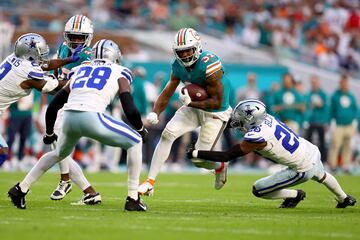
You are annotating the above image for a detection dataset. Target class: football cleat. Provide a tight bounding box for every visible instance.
[8,183,28,209]
[124,196,147,211]
[71,193,102,206]
[336,195,356,208]
[279,190,306,208]
[214,162,228,190]
[138,179,155,196]
[50,180,72,200]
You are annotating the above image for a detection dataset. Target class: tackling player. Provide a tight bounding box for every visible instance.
[8,39,149,211]
[186,99,356,208]
[0,33,81,168]
[138,28,232,195]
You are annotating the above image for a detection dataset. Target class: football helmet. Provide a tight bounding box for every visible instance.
[91,39,122,63]
[172,28,202,67]
[230,99,267,132]
[14,33,49,63]
[64,15,93,49]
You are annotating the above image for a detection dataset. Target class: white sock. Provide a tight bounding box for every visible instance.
[322,172,347,202]
[148,136,174,180]
[19,151,61,192]
[261,189,298,199]
[127,142,142,200]
[69,158,91,190]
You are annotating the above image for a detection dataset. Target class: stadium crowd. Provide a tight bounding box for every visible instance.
[0,0,359,174]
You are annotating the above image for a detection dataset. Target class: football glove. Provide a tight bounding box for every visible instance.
[43,133,58,145]
[70,45,83,63]
[146,112,159,125]
[179,88,191,106]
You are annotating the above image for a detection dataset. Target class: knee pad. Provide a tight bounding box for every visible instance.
[161,127,177,142]
[199,122,218,145]
[252,185,263,197]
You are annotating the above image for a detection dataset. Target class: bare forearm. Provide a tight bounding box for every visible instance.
[153,95,171,115]
[42,59,71,71]
[188,98,221,110]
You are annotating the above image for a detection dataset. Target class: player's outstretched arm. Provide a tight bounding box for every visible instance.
[152,74,180,115]
[20,76,66,94]
[187,140,267,162]
[41,45,82,71]
[188,70,223,110]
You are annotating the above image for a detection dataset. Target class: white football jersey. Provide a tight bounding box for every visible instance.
[0,53,44,114]
[244,114,317,172]
[64,59,133,113]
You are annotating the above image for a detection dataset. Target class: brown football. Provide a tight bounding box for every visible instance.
[181,83,208,101]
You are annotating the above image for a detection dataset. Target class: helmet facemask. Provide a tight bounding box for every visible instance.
[174,46,199,67]
[172,28,202,67]
[64,32,91,49]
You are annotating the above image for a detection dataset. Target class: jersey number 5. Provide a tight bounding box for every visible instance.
[274,121,299,154]
[72,66,111,90]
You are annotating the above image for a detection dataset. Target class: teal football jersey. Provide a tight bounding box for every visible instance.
[171,51,230,112]
[56,42,92,80]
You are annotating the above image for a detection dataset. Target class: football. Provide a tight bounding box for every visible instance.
[181,83,208,101]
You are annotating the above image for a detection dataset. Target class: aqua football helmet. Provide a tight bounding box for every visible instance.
[172,28,202,67]
[64,15,93,49]
[14,33,49,63]
[91,39,122,63]
[230,99,267,132]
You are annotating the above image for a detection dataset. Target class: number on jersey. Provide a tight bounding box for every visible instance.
[72,66,111,90]
[274,119,299,154]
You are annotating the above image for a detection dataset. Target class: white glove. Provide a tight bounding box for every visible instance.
[179,89,192,106]
[146,112,159,125]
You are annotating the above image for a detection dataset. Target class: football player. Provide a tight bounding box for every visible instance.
[138,28,232,196]
[8,39,149,211]
[0,33,81,167]
[186,99,356,208]
[45,15,99,203]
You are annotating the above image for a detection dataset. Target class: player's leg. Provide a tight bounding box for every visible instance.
[311,150,356,208]
[328,126,343,171]
[191,108,231,190]
[252,167,310,208]
[80,111,145,210]
[139,106,199,195]
[341,125,355,172]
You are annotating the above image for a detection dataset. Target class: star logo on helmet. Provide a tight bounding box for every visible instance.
[29,40,37,48]
[244,105,255,116]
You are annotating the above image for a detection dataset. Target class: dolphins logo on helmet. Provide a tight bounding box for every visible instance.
[64,15,93,49]
[172,28,202,67]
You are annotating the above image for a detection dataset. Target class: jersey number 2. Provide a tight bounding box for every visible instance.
[274,121,299,154]
[72,66,111,90]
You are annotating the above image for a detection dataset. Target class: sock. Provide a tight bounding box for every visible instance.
[261,189,298,199]
[69,158,91,190]
[148,136,174,180]
[321,172,347,202]
[127,142,142,200]
[19,151,61,192]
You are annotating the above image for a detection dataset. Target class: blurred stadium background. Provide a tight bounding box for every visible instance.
[0,0,360,175]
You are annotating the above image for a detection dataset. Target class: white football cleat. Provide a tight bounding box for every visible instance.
[214,162,228,190]
[71,193,102,205]
[50,180,72,200]
[138,179,155,196]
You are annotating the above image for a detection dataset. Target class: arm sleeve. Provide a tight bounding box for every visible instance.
[45,89,69,134]
[197,144,245,162]
[119,92,143,130]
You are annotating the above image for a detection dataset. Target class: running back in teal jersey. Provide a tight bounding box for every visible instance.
[171,50,230,112]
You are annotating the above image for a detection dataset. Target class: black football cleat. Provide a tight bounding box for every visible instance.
[8,183,28,209]
[124,196,147,211]
[336,195,356,208]
[279,190,306,208]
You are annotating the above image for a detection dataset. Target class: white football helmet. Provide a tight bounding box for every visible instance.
[230,99,267,132]
[64,15,93,49]
[172,28,202,67]
[14,33,49,63]
[92,39,122,63]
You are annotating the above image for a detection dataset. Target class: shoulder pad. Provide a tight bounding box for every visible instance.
[199,52,222,78]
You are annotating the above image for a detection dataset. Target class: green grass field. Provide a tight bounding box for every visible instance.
[0,171,359,240]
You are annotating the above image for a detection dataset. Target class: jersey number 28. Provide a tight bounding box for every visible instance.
[72,66,111,90]
[274,120,299,154]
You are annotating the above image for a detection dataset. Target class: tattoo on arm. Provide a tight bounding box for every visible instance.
[188,70,224,110]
